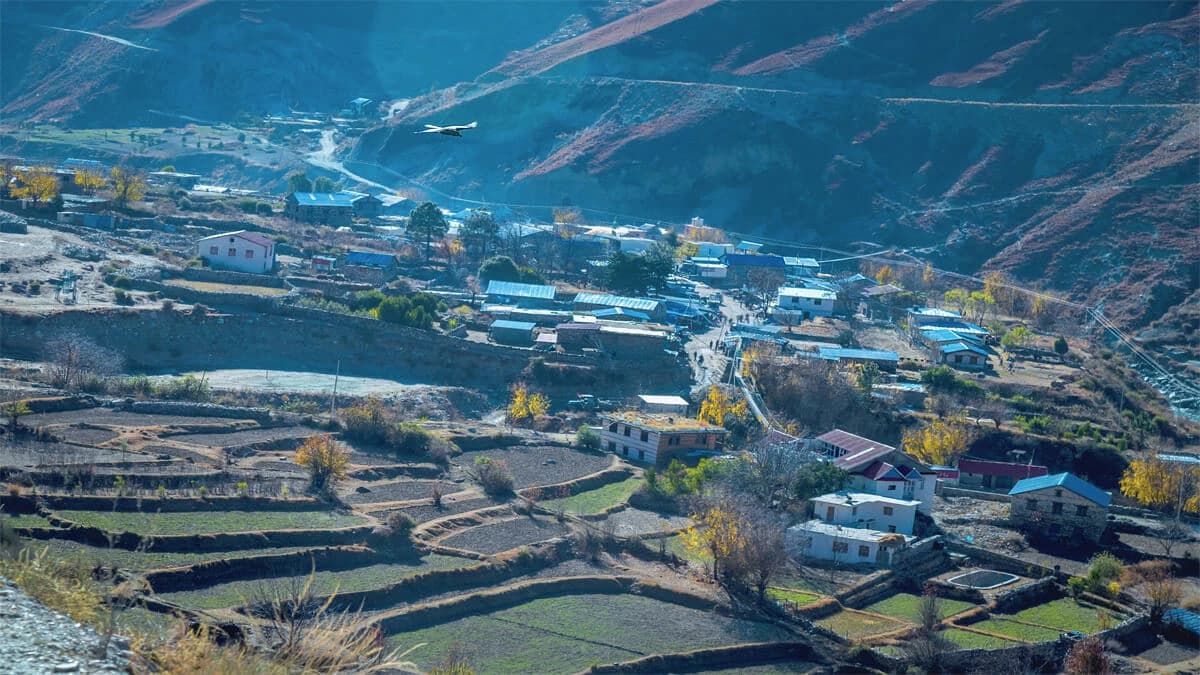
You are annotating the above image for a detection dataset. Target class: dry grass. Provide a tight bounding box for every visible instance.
[162,279,290,297]
[0,546,105,624]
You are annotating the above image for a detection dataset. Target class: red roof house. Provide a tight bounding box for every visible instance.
[957,456,1048,489]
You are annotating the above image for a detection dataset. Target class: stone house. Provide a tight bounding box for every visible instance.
[598,412,726,466]
[284,192,354,227]
[1008,472,1111,543]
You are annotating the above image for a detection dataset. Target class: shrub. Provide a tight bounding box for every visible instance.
[431,485,444,508]
[469,457,514,497]
[575,425,601,452]
[27,281,41,295]
[388,421,432,456]
[138,245,156,255]
[340,397,391,446]
[1085,552,1123,593]
[110,275,133,289]
[256,202,273,215]
[384,512,416,538]
[7,483,20,497]
[0,547,104,624]
[295,435,351,492]
[157,374,210,401]
[113,289,134,305]
[160,299,175,312]
[1064,636,1110,675]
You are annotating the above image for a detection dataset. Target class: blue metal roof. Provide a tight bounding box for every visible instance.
[818,347,899,362]
[344,250,396,268]
[1009,473,1112,507]
[292,192,356,207]
[573,292,661,312]
[490,320,536,332]
[1163,608,1200,636]
[722,254,785,268]
[486,280,557,300]
[1160,454,1200,465]
[922,328,973,343]
[921,320,989,335]
[784,257,820,267]
[591,307,651,321]
[941,341,989,356]
[910,306,962,318]
[735,241,763,252]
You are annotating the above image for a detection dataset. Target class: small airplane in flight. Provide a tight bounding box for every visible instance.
[415,121,478,137]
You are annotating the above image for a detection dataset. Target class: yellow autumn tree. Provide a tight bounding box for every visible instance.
[676,241,700,260]
[875,265,895,285]
[1120,455,1200,515]
[1030,294,1048,318]
[984,271,1012,314]
[682,505,743,580]
[295,434,350,490]
[903,417,972,466]
[553,206,582,224]
[698,386,747,427]
[922,262,935,287]
[110,166,147,207]
[12,166,60,204]
[507,384,549,426]
[74,170,106,194]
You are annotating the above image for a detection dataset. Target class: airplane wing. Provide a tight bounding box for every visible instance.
[414,127,444,134]
[446,122,478,131]
[424,124,440,129]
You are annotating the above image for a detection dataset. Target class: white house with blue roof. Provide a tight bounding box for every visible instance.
[1008,473,1111,542]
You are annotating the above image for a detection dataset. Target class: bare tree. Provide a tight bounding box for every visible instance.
[43,334,122,390]
[734,512,789,600]
[976,396,1010,430]
[746,268,786,317]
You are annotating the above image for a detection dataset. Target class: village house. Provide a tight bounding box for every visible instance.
[485,280,558,309]
[956,457,1048,490]
[195,230,275,274]
[772,286,837,321]
[284,192,355,227]
[786,520,913,567]
[148,171,202,190]
[340,250,398,283]
[598,412,726,466]
[554,322,603,351]
[814,429,936,514]
[860,283,905,321]
[811,492,921,535]
[937,341,991,371]
[338,190,383,219]
[816,347,899,371]
[721,253,787,285]
[682,217,725,244]
[1008,472,1111,543]
[573,292,666,322]
[784,257,821,279]
[636,395,689,415]
[907,306,964,326]
[488,319,536,346]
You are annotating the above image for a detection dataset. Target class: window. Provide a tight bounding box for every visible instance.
[698,434,707,445]
[637,449,645,461]
[1026,499,1037,509]
[622,445,628,457]
[623,426,631,437]
[228,248,236,257]
[954,355,963,363]
[851,506,857,516]
[608,441,616,452]
[858,545,870,557]
[608,423,617,433]
[887,525,896,533]
[209,246,218,255]
[832,542,848,553]
[1052,501,1063,514]
[969,356,978,364]
[640,430,648,442]
[1076,505,1088,517]
[228,237,235,242]
[1055,489,1062,497]
[883,506,894,516]
[814,298,822,306]
[887,485,896,491]
[668,436,680,446]
[826,507,835,520]
[245,249,254,258]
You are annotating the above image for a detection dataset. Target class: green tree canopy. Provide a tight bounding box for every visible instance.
[1054,336,1069,356]
[287,171,312,193]
[408,201,449,261]
[312,176,338,193]
[460,209,499,260]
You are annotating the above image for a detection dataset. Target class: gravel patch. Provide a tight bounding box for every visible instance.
[52,427,121,446]
[344,480,449,505]
[441,517,571,555]
[454,447,610,489]
[22,410,256,427]
[0,575,131,673]
[0,441,130,467]
[602,508,691,537]
[168,427,312,448]
[139,444,215,465]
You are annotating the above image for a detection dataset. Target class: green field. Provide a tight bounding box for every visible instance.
[54,509,365,535]
[390,593,791,674]
[159,555,469,609]
[16,539,316,571]
[862,593,976,623]
[1009,598,1114,633]
[941,627,1022,650]
[814,610,908,640]
[540,478,642,516]
[766,587,822,607]
[661,533,711,563]
[1,513,57,529]
[968,618,1063,643]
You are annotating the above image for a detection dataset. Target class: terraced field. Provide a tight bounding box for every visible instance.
[863,593,977,623]
[966,618,1064,643]
[159,555,470,609]
[942,627,1023,650]
[540,477,641,516]
[440,517,571,555]
[389,593,793,674]
[815,609,908,640]
[456,447,611,488]
[14,539,316,571]
[54,509,366,534]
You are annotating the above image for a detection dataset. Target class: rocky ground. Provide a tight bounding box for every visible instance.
[0,576,131,674]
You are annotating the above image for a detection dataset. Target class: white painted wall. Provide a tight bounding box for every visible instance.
[813,497,917,535]
[197,235,273,274]
[786,525,881,564]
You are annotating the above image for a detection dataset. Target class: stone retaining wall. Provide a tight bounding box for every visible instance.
[143,545,375,593]
[177,268,289,288]
[587,642,816,674]
[117,400,280,423]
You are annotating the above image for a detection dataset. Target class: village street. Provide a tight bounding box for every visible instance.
[684,281,756,394]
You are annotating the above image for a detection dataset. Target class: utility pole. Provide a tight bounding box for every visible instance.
[329,360,340,418]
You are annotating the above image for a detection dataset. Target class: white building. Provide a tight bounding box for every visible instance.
[810,492,920,535]
[195,230,275,274]
[772,287,836,320]
[815,429,937,515]
[637,395,689,415]
[786,520,914,567]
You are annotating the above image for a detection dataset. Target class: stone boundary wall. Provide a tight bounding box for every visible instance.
[2,494,321,513]
[940,486,1012,503]
[520,461,632,501]
[586,642,817,674]
[945,542,1058,579]
[117,400,281,423]
[835,569,893,606]
[991,577,1059,613]
[143,545,374,593]
[22,395,99,414]
[177,268,289,288]
[133,278,285,312]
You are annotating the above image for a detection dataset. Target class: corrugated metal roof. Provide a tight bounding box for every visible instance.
[942,342,989,356]
[735,240,763,251]
[1163,608,1200,636]
[573,292,661,312]
[818,347,899,362]
[921,321,989,335]
[490,320,536,332]
[909,306,962,318]
[485,280,557,300]
[591,307,652,321]
[1160,454,1200,465]
[345,250,396,268]
[784,257,820,267]
[723,254,785,267]
[921,328,971,343]
[1009,473,1112,506]
[779,287,837,300]
[291,192,356,207]
[197,230,273,248]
